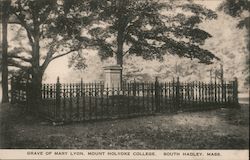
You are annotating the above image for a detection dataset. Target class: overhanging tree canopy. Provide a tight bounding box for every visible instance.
[2,0,221,104]
[218,0,249,29]
[66,0,219,67]
[7,0,93,104]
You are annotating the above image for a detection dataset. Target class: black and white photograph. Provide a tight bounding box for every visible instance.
[0,0,249,159]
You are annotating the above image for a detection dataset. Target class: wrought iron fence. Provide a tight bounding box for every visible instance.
[11,76,239,122]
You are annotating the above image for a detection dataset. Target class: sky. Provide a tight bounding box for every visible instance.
[194,0,222,10]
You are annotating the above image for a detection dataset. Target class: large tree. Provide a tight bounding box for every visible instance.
[1,0,11,103]
[218,0,249,85]
[8,0,91,105]
[68,0,219,67]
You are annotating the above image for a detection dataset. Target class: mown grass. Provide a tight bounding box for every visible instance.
[0,103,248,149]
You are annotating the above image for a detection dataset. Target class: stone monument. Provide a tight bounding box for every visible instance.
[103,65,122,89]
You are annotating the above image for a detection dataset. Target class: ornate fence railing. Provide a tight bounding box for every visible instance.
[11,77,239,122]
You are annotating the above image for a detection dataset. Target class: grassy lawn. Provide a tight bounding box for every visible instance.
[0,103,249,149]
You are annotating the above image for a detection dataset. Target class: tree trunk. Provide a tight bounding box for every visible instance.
[116,0,128,67]
[1,0,10,103]
[30,71,43,107]
[116,30,124,86]
[30,31,42,108]
[116,30,124,67]
[116,1,128,85]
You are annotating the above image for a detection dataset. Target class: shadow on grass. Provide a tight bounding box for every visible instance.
[0,103,249,149]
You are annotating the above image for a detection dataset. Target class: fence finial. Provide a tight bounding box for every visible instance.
[234,77,238,82]
[155,76,159,82]
[57,76,60,83]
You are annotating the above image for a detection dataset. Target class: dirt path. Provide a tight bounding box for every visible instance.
[0,103,249,149]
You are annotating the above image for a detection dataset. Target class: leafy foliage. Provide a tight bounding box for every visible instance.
[69,0,219,65]
[218,0,249,17]
[68,52,87,71]
[218,0,250,85]
[4,0,99,103]
[218,0,250,29]
[7,0,93,74]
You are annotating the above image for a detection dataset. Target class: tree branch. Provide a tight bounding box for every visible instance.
[51,49,78,61]
[40,47,54,72]
[11,1,34,45]
[8,59,31,70]
[8,55,31,63]
[123,48,130,56]
[41,48,78,72]
[12,12,34,45]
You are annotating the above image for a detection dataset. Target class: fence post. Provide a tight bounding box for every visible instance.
[133,79,136,96]
[221,78,225,103]
[233,77,239,106]
[10,77,15,104]
[26,77,30,112]
[176,77,180,111]
[155,77,160,112]
[55,76,61,121]
[215,80,217,103]
[80,78,83,97]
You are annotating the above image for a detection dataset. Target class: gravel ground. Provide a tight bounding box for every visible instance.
[0,103,249,149]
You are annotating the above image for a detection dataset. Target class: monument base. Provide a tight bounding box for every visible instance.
[103,65,122,89]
